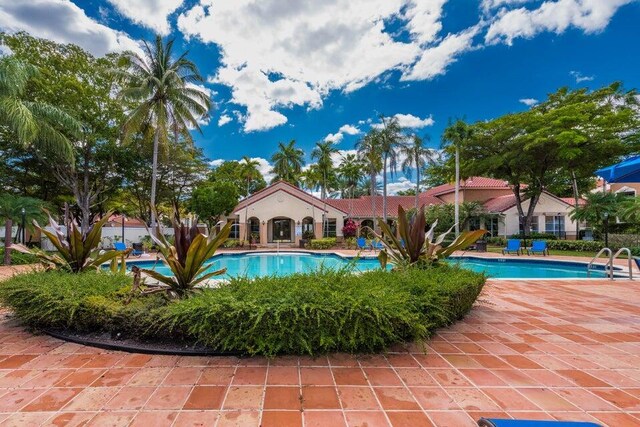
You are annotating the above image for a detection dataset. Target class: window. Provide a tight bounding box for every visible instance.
[486,216,499,237]
[324,218,337,237]
[519,216,538,233]
[229,220,240,239]
[249,219,260,238]
[545,215,565,236]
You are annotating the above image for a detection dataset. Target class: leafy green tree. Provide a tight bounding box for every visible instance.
[377,115,405,223]
[530,83,639,236]
[1,32,129,232]
[189,181,239,228]
[311,140,338,199]
[0,52,80,161]
[270,140,305,186]
[619,197,640,223]
[118,35,211,231]
[396,189,417,196]
[0,194,45,265]
[208,159,266,197]
[356,130,383,228]
[401,134,434,208]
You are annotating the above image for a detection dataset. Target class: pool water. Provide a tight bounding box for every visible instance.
[128,252,613,279]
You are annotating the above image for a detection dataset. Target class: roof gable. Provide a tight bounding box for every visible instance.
[233,181,347,214]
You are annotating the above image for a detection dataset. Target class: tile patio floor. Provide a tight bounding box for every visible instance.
[0,278,639,426]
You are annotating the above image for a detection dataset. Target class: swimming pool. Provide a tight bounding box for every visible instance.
[127,252,616,279]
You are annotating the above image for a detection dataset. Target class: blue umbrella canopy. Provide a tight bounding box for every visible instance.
[596,155,640,183]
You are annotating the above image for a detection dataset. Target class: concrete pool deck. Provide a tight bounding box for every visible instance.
[0,263,639,426]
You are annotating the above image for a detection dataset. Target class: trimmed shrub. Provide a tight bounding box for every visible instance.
[0,249,38,265]
[546,240,604,252]
[0,266,485,356]
[309,238,336,249]
[508,232,559,241]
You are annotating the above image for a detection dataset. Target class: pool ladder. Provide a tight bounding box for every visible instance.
[587,247,634,280]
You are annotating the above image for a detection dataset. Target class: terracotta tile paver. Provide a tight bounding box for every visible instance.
[1,277,640,426]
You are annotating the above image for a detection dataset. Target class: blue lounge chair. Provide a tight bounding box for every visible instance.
[502,239,522,255]
[527,240,549,256]
[372,239,384,251]
[113,241,143,257]
[478,418,602,427]
[356,237,370,251]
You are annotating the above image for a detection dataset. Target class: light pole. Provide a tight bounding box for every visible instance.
[20,208,26,244]
[603,211,609,248]
[121,214,125,245]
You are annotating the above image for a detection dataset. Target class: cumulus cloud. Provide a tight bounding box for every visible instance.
[218,114,232,126]
[481,0,533,12]
[339,124,361,135]
[519,98,538,106]
[107,0,183,35]
[324,132,344,143]
[570,70,595,83]
[485,0,635,45]
[178,0,457,132]
[0,0,140,56]
[387,177,416,195]
[373,113,435,129]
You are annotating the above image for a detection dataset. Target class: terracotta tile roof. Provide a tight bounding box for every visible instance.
[560,197,587,206]
[105,215,147,228]
[232,180,347,214]
[425,177,512,196]
[483,192,586,213]
[323,194,442,218]
[483,194,518,213]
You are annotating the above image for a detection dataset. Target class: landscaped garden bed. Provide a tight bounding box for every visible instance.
[0,266,484,357]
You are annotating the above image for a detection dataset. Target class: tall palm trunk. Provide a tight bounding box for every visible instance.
[454,146,460,237]
[415,157,420,210]
[149,130,160,234]
[382,154,388,224]
[4,219,12,266]
[371,168,377,232]
[572,171,580,239]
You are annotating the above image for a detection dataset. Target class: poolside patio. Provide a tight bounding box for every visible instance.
[0,276,638,426]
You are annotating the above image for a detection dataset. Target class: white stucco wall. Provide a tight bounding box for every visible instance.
[500,193,581,238]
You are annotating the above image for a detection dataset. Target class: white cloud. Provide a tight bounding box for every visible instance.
[339,124,361,135]
[519,98,538,106]
[178,0,455,132]
[485,0,635,45]
[0,0,140,56]
[387,177,416,195]
[218,114,232,126]
[373,113,435,129]
[107,0,183,35]
[402,25,481,81]
[209,159,224,167]
[570,70,595,83]
[481,0,533,12]
[324,132,344,143]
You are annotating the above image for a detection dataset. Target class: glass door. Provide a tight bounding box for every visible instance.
[273,219,292,242]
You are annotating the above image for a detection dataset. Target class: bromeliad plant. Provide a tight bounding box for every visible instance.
[11,208,127,273]
[140,217,232,298]
[376,205,486,270]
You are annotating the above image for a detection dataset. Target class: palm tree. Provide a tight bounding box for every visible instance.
[619,197,640,223]
[270,140,305,186]
[118,36,211,232]
[311,141,338,199]
[570,192,623,245]
[338,153,364,217]
[0,57,80,161]
[378,115,404,224]
[442,119,472,236]
[239,156,261,198]
[356,130,383,230]
[401,134,435,209]
[300,166,322,194]
[0,194,45,265]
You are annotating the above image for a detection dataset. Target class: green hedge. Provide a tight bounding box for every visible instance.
[508,232,559,241]
[0,249,39,265]
[546,240,604,252]
[308,238,337,249]
[0,267,485,356]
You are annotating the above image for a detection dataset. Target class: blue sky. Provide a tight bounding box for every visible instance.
[1,0,638,192]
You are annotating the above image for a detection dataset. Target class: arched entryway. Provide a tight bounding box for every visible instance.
[360,219,374,237]
[269,217,294,243]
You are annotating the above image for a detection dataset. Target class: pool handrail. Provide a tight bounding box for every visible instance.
[612,247,633,280]
[587,248,613,280]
